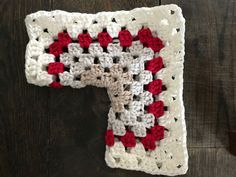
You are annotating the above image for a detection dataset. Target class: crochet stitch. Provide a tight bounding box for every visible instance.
[25,4,187,176]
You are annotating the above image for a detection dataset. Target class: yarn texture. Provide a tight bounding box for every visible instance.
[25,4,187,176]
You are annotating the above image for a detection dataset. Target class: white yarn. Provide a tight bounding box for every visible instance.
[25,4,187,176]
[68,43,83,57]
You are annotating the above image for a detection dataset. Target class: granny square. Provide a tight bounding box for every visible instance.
[25,4,187,176]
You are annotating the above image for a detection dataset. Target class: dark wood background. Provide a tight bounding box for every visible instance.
[0,0,236,177]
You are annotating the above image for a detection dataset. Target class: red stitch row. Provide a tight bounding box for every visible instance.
[139,28,166,150]
[144,57,165,119]
[105,125,164,150]
[49,27,164,58]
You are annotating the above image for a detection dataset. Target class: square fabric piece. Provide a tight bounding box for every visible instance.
[25,4,188,176]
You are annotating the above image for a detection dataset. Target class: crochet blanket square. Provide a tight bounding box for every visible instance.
[25,4,187,176]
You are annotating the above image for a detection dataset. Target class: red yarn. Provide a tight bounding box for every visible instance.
[120,131,136,147]
[150,125,165,141]
[141,133,156,150]
[78,33,92,48]
[146,79,162,95]
[145,57,163,74]
[133,35,139,41]
[105,130,115,146]
[49,41,63,57]
[118,29,133,47]
[49,81,63,88]
[47,62,64,74]
[138,28,152,44]
[147,37,164,53]
[98,32,113,47]
[146,101,164,118]
[58,32,72,47]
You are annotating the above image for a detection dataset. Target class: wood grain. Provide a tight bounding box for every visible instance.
[0,0,235,177]
[161,0,236,147]
[0,1,52,177]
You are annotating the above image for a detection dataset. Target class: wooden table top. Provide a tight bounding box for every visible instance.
[0,0,235,177]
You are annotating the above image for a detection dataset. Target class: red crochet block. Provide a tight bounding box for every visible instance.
[147,37,164,53]
[49,41,63,57]
[47,62,65,74]
[120,131,136,147]
[146,101,164,118]
[150,125,165,141]
[98,32,113,47]
[138,28,153,44]
[58,32,72,47]
[145,57,164,74]
[78,33,92,48]
[146,79,163,95]
[118,29,133,47]
[141,133,156,150]
[105,130,115,146]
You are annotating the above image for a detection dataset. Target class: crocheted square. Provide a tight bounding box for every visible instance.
[25,4,187,176]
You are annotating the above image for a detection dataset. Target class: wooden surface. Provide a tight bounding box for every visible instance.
[0,0,236,177]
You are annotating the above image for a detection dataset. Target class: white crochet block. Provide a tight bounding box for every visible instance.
[25,4,187,176]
